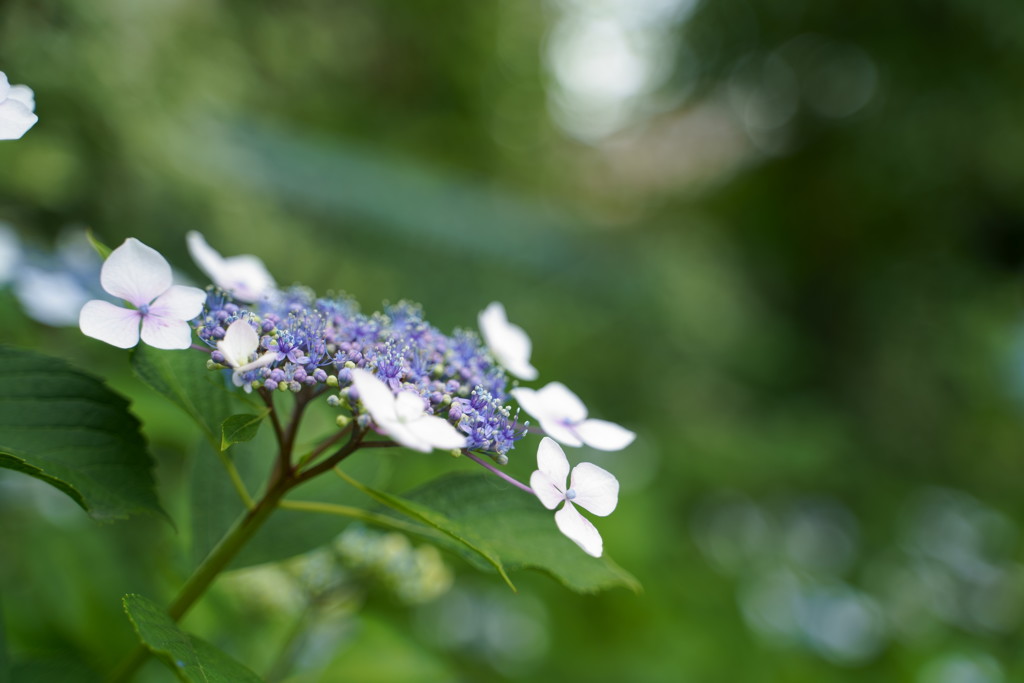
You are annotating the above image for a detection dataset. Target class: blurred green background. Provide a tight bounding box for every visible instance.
[3,0,1024,681]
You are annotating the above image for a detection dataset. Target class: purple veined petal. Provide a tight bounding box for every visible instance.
[351,368,399,424]
[140,315,194,350]
[534,382,588,423]
[218,319,261,368]
[478,301,538,381]
[79,300,142,348]
[554,502,604,557]
[536,437,570,487]
[6,84,35,112]
[530,470,566,510]
[0,98,37,141]
[148,285,206,322]
[575,418,636,452]
[408,414,467,450]
[100,238,173,307]
[513,388,583,446]
[569,462,619,517]
[394,391,426,422]
[537,417,584,448]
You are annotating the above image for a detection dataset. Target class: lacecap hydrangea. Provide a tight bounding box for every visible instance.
[195,289,525,459]
[79,234,635,556]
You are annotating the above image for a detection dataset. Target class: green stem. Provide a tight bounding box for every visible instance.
[108,480,288,683]
[279,499,444,539]
[168,487,287,620]
[215,449,255,509]
[108,426,367,682]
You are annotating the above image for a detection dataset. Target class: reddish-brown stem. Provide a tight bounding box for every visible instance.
[295,425,366,485]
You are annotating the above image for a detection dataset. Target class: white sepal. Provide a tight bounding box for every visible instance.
[80,238,205,350]
[554,503,604,558]
[478,301,538,381]
[187,231,275,303]
[351,368,467,453]
[513,382,634,452]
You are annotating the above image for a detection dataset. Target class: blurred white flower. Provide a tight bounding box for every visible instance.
[187,231,275,303]
[531,437,619,557]
[79,238,206,349]
[351,368,467,452]
[0,72,38,140]
[479,301,538,380]
[512,381,635,451]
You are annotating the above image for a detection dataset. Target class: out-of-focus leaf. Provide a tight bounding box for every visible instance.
[404,473,641,594]
[336,468,515,590]
[316,615,456,683]
[0,346,163,522]
[0,598,7,683]
[10,659,100,682]
[122,594,261,683]
[130,345,257,450]
[84,230,112,259]
[213,121,577,269]
[220,412,267,451]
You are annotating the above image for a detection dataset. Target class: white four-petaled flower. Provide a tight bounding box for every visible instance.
[186,231,275,303]
[217,319,276,392]
[79,238,206,350]
[351,368,467,453]
[478,301,538,381]
[512,381,635,451]
[531,437,618,557]
[0,72,37,141]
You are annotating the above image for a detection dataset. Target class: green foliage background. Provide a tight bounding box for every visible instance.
[3,0,1024,681]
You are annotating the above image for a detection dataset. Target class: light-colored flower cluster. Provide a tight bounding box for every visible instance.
[78,234,636,557]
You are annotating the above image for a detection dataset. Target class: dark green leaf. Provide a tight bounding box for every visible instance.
[220,412,267,451]
[130,345,257,450]
[0,595,8,683]
[336,468,515,590]
[122,594,262,683]
[404,473,641,594]
[0,346,163,522]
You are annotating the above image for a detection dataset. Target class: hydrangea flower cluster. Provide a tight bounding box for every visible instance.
[192,281,524,458]
[78,234,636,556]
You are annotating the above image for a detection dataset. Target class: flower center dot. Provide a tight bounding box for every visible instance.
[565,488,577,500]
[138,303,150,315]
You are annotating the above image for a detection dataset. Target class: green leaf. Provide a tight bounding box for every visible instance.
[404,473,640,594]
[130,345,256,450]
[0,346,163,522]
[335,468,515,590]
[122,594,262,683]
[0,595,8,683]
[220,412,267,451]
[85,229,112,259]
